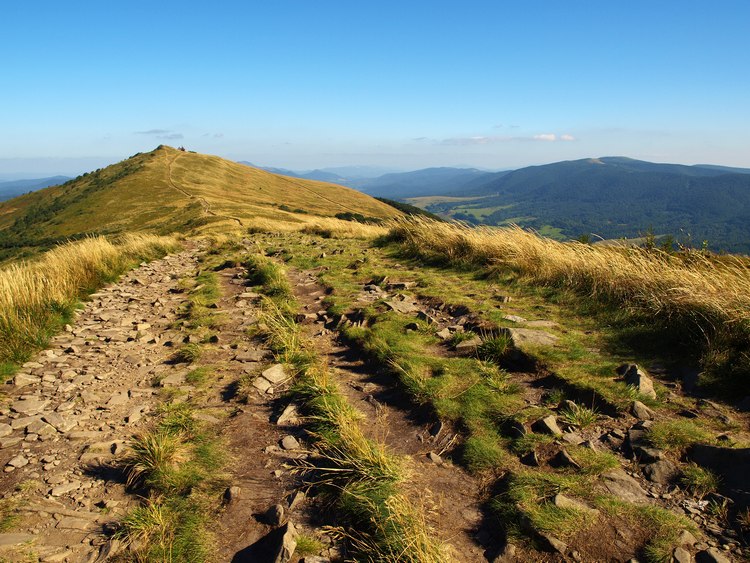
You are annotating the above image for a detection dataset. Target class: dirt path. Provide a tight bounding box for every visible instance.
[288,268,491,562]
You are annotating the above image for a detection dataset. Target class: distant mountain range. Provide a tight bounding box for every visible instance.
[0,176,71,202]
[243,156,750,253]
[238,162,401,186]
[8,154,750,253]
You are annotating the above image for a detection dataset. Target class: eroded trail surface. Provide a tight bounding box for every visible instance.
[289,268,490,562]
[0,245,317,562]
[0,248,200,561]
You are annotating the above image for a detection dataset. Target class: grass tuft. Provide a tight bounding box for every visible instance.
[559,402,599,429]
[679,463,720,499]
[172,343,202,364]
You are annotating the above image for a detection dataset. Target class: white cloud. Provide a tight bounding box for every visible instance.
[561,134,576,141]
[533,133,557,142]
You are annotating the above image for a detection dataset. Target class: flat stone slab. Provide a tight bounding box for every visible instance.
[454,336,483,355]
[384,298,419,314]
[12,373,40,388]
[0,533,35,548]
[502,327,559,349]
[262,364,290,385]
[11,398,50,416]
[601,469,649,503]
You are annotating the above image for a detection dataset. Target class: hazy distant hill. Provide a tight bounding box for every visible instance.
[0,146,400,259]
[0,176,71,202]
[413,157,750,253]
[353,167,493,198]
[238,162,398,185]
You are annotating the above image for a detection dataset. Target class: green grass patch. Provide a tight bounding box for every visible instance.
[647,420,714,453]
[679,463,720,499]
[185,366,215,386]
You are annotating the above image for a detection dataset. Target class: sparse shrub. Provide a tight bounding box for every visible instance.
[542,388,566,406]
[295,534,324,556]
[122,431,188,490]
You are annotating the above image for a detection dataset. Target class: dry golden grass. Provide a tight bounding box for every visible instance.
[0,233,178,364]
[388,218,750,370]
[246,215,389,239]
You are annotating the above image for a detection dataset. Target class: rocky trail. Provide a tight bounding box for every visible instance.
[0,244,326,562]
[1,234,749,563]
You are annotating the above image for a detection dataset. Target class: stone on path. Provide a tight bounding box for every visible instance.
[0,533,34,547]
[263,364,290,385]
[276,404,299,426]
[263,504,286,526]
[631,400,655,420]
[501,327,559,349]
[281,435,301,450]
[618,364,657,400]
[601,469,649,503]
[11,397,50,416]
[531,415,563,436]
[273,521,298,563]
[642,460,678,485]
[454,336,483,355]
[553,494,599,515]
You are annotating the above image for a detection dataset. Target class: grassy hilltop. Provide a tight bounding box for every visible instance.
[0,145,399,260]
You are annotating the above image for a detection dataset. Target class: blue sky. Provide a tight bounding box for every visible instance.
[2,1,749,176]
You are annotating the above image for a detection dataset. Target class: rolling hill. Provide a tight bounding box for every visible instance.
[0,145,400,259]
[401,157,750,253]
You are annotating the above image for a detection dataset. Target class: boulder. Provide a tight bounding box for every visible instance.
[273,521,297,563]
[263,504,286,526]
[642,460,678,485]
[631,400,655,420]
[673,547,692,563]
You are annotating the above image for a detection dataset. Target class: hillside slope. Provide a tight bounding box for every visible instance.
[0,146,399,257]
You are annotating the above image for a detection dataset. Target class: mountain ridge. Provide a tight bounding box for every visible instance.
[0,146,400,260]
